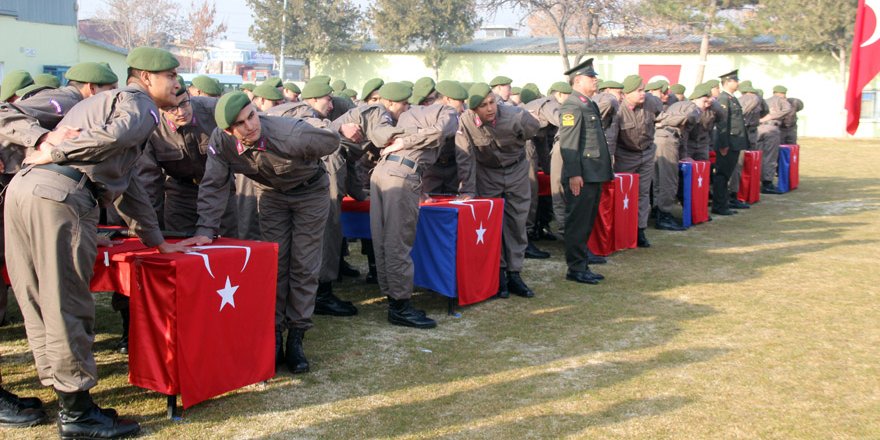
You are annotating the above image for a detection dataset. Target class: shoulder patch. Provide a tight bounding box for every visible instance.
[578,95,588,103]
[561,113,575,127]
[49,99,63,115]
[149,109,159,125]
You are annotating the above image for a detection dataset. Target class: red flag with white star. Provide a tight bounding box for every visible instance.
[128,239,278,409]
[846,0,880,134]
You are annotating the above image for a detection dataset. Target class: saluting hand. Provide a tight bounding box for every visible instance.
[569,176,584,197]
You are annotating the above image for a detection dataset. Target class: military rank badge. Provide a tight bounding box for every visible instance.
[562,113,575,127]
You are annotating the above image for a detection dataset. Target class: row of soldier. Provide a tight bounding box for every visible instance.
[0,48,802,438]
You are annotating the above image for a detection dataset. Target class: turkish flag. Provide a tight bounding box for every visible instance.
[737,150,762,204]
[846,0,880,134]
[128,239,277,409]
[613,173,639,251]
[537,171,551,196]
[783,144,800,189]
[690,160,711,225]
[638,65,682,85]
[587,180,616,256]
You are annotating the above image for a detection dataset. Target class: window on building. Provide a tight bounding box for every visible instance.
[43,65,69,85]
[861,91,879,120]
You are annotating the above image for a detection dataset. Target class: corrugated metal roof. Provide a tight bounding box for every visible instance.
[354,35,784,55]
[0,0,76,26]
[79,36,128,55]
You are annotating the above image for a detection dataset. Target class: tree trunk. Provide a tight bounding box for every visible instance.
[556,33,571,72]
[695,3,716,85]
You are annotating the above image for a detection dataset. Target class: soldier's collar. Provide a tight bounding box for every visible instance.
[163,113,197,133]
[236,136,267,155]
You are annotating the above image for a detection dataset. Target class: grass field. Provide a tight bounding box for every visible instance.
[1,138,878,439]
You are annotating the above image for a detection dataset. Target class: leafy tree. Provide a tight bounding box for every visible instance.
[370,0,482,79]
[247,0,362,79]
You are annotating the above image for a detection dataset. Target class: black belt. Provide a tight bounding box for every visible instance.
[481,152,525,169]
[659,126,680,137]
[760,121,780,126]
[34,164,96,193]
[297,169,324,188]
[172,175,201,186]
[385,154,417,170]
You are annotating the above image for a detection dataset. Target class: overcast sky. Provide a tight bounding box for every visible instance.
[76,0,525,44]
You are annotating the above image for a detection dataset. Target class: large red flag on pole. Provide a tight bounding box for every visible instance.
[846,0,880,134]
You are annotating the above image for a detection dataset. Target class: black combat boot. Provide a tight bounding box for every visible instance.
[56,390,139,439]
[314,282,357,316]
[637,228,651,248]
[587,250,607,265]
[0,387,47,428]
[275,328,284,366]
[761,181,782,194]
[524,241,550,259]
[116,308,129,355]
[337,257,360,279]
[387,297,437,329]
[506,272,535,298]
[495,270,509,299]
[655,211,688,231]
[285,328,309,374]
[729,193,750,209]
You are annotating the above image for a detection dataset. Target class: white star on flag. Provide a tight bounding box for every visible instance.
[623,195,630,210]
[793,154,797,163]
[216,276,239,311]
[475,222,487,244]
[698,176,703,188]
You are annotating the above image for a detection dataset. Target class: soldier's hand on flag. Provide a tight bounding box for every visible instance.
[179,235,213,246]
[157,241,190,254]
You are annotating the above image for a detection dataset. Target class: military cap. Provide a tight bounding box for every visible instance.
[704,79,720,89]
[511,86,522,95]
[175,75,187,96]
[215,91,252,130]
[340,88,357,98]
[670,84,686,95]
[409,77,436,104]
[523,83,541,97]
[773,85,788,94]
[15,84,46,98]
[460,82,474,92]
[240,83,256,91]
[331,79,346,92]
[645,81,663,92]
[34,73,60,88]
[435,80,468,101]
[600,80,624,90]
[689,83,711,100]
[126,47,179,72]
[399,80,414,89]
[283,82,301,93]
[310,75,331,85]
[1,70,34,101]
[719,69,739,81]
[191,75,223,96]
[253,82,284,101]
[489,76,512,87]
[361,78,384,100]
[65,62,118,85]
[264,77,283,88]
[657,79,669,87]
[622,75,643,94]
[548,81,573,94]
[467,82,492,110]
[564,58,598,77]
[738,80,752,90]
[378,82,412,102]
[520,87,539,104]
[739,82,755,94]
[755,88,764,97]
[301,81,334,99]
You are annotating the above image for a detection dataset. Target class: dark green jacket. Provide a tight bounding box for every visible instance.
[558,91,613,183]
[714,91,748,151]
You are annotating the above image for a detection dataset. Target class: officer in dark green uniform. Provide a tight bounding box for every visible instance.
[713,70,748,215]
[557,59,613,284]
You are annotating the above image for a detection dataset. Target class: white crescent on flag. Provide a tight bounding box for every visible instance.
[862,0,880,48]
[186,245,252,279]
[448,198,495,220]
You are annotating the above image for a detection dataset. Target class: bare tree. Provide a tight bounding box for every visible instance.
[180,1,228,72]
[97,0,185,50]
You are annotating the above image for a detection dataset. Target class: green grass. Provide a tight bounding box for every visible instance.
[2,138,879,439]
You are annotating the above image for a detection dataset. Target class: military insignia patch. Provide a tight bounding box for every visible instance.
[562,113,575,126]
[149,109,159,125]
[49,99,62,115]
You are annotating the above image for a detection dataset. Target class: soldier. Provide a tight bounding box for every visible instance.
[241,82,256,100]
[251,82,284,112]
[712,70,748,216]
[686,80,720,161]
[34,73,61,89]
[189,75,223,97]
[456,83,541,298]
[340,89,358,103]
[646,81,670,108]
[653,84,709,230]
[670,84,687,102]
[371,82,465,328]
[331,79,347,94]
[489,76,513,104]
[422,81,468,195]
[728,80,768,205]
[509,87,523,106]
[612,75,663,248]
[1,70,34,103]
[777,86,804,144]
[757,87,793,194]
[557,58,614,284]
[5,47,188,438]
[282,82,301,102]
[191,92,341,375]
[361,78,384,105]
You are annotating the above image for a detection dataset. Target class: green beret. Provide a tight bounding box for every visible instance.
[739,83,755,94]
[489,76,512,87]
[409,77,436,104]
[688,84,711,100]
[301,80,334,99]
[65,62,118,85]
[331,79,346,92]
[191,75,223,96]
[773,85,788,94]
[341,88,357,98]
[253,82,284,101]
[126,47,179,72]
[240,83,256,91]
[622,75,643,94]
[378,82,412,102]
[215,91,252,129]
[460,82,474,92]
[467,82,492,110]
[704,79,720,89]
[264,77,283,88]
[283,82,301,94]
[435,80,467,101]
[548,81,573,95]
[310,75,331,85]
[738,80,752,90]
[175,76,187,96]
[645,81,663,92]
[523,83,541,97]
[520,88,539,104]
[511,87,522,95]
[670,84,686,95]
[15,84,45,98]
[361,78,384,100]
[1,70,33,101]
[399,80,414,89]
[600,80,624,90]
[754,88,764,97]
[34,73,60,88]
[657,79,669,87]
